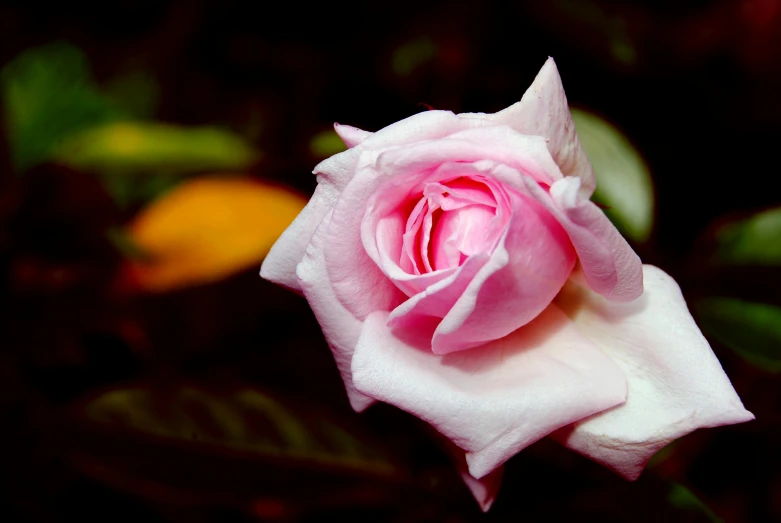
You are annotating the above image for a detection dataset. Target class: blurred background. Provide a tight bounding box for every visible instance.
[0,0,779,521]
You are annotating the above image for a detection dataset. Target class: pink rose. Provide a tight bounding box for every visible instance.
[261,58,753,511]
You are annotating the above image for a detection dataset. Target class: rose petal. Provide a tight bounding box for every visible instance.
[334,123,371,148]
[526,176,643,301]
[553,264,754,480]
[295,209,375,412]
[431,189,576,353]
[461,466,503,512]
[351,306,627,479]
[317,110,486,190]
[260,181,340,292]
[374,131,562,190]
[488,57,596,198]
[436,435,504,512]
[387,253,490,348]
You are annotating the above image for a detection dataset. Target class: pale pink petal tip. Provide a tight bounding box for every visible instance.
[491,57,596,197]
[334,123,372,148]
[461,466,503,512]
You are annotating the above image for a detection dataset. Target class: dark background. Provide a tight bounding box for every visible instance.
[0,0,779,521]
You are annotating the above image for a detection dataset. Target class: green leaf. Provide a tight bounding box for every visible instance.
[571,108,654,243]
[713,207,781,266]
[54,121,259,175]
[82,384,396,475]
[1,41,123,171]
[667,483,723,523]
[696,297,781,373]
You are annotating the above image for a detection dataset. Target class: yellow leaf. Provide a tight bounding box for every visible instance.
[126,177,306,292]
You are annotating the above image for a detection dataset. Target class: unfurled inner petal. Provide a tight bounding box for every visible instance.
[430,203,496,271]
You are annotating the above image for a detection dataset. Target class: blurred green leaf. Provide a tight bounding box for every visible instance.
[83,384,396,475]
[65,384,407,511]
[392,37,437,76]
[697,297,781,373]
[667,483,723,523]
[1,41,123,171]
[713,207,781,266]
[571,108,654,243]
[54,121,259,175]
[310,129,347,158]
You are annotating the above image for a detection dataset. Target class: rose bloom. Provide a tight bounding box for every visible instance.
[261,58,752,510]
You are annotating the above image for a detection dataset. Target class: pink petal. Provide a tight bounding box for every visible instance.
[295,209,375,412]
[431,189,577,354]
[461,466,503,512]
[318,110,485,190]
[351,306,627,479]
[323,167,408,321]
[387,253,490,348]
[553,265,754,480]
[436,435,504,512]
[526,176,643,301]
[260,181,340,292]
[488,57,596,198]
[374,130,562,190]
[334,123,371,148]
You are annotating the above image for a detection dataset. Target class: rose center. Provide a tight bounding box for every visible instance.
[401,177,499,275]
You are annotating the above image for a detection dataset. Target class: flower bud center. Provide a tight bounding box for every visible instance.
[402,177,499,275]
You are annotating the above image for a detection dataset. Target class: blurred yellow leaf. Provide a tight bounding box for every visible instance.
[127,177,306,292]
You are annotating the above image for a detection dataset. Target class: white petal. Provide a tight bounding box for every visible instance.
[554,264,754,480]
[295,209,374,412]
[351,306,627,479]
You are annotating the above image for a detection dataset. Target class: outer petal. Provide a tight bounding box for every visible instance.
[436,435,503,512]
[488,57,596,197]
[317,110,488,191]
[526,176,643,301]
[295,209,375,412]
[351,306,627,479]
[461,466,503,512]
[372,130,563,190]
[334,123,371,148]
[553,264,754,480]
[260,181,339,292]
